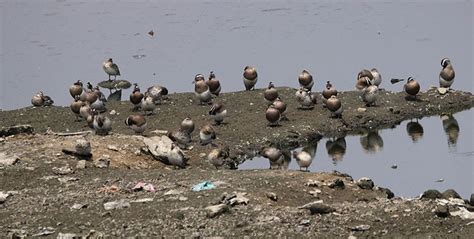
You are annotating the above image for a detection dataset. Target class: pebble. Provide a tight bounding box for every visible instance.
[164,189,182,196]
[76,160,86,169]
[95,156,110,168]
[434,205,449,218]
[0,191,10,203]
[52,166,74,175]
[107,145,119,151]
[357,107,367,112]
[299,219,311,226]
[309,189,322,197]
[103,200,130,210]
[71,203,88,210]
[351,224,371,231]
[0,137,4,143]
[266,192,278,201]
[109,110,117,115]
[178,196,188,201]
[437,87,448,95]
[131,198,154,203]
[356,177,374,190]
[305,180,321,187]
[0,152,19,166]
[206,204,229,218]
[57,233,81,239]
[75,138,91,156]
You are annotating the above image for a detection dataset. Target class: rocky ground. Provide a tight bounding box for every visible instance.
[0,87,473,238]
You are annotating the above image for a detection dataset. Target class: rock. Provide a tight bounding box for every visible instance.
[442,189,461,199]
[328,179,345,189]
[103,200,130,210]
[0,124,34,137]
[434,205,449,218]
[266,192,278,201]
[305,180,322,187]
[7,229,27,238]
[220,192,249,206]
[143,136,187,167]
[71,203,88,210]
[0,191,10,203]
[107,145,119,151]
[258,216,281,223]
[437,87,448,95]
[421,189,443,200]
[378,187,395,199]
[450,207,474,220]
[32,228,55,237]
[52,166,74,175]
[132,182,155,192]
[351,224,371,231]
[131,198,154,203]
[75,138,91,156]
[57,177,79,183]
[471,194,474,206]
[308,203,336,215]
[356,177,374,190]
[76,160,86,169]
[299,219,311,226]
[164,189,182,196]
[0,137,4,143]
[57,232,82,239]
[0,152,19,166]
[206,204,229,218]
[309,189,322,197]
[95,156,110,168]
[357,107,367,112]
[109,110,117,115]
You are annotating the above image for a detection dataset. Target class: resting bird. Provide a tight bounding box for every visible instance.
[298,70,314,91]
[130,83,144,110]
[404,77,420,100]
[207,71,221,96]
[439,57,455,89]
[125,115,147,134]
[209,102,227,125]
[264,82,278,105]
[243,66,258,90]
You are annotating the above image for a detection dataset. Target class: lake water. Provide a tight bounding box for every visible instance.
[0,1,472,109]
[240,110,473,199]
[0,1,472,198]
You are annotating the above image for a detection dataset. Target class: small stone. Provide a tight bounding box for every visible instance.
[228,192,250,206]
[109,110,117,115]
[351,224,370,231]
[206,204,229,218]
[71,203,88,210]
[434,205,449,218]
[309,189,322,197]
[437,87,448,95]
[57,232,81,239]
[357,177,374,190]
[0,191,10,203]
[95,156,110,168]
[76,160,86,169]
[103,200,130,210]
[265,192,278,201]
[0,152,19,166]
[442,189,461,199]
[75,138,91,156]
[0,137,5,143]
[107,145,119,151]
[57,177,79,183]
[328,179,345,189]
[308,203,336,215]
[379,187,395,199]
[178,196,188,201]
[52,166,74,175]
[305,180,321,187]
[357,107,367,112]
[421,189,443,200]
[470,194,474,206]
[299,219,310,226]
[131,198,154,203]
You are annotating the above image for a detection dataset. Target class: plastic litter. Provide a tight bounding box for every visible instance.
[192,181,216,192]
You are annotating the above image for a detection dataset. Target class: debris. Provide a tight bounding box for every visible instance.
[57,232,82,239]
[265,192,278,201]
[57,177,79,183]
[305,180,322,187]
[0,124,34,137]
[206,204,229,218]
[52,166,74,175]
[71,203,88,210]
[132,182,155,192]
[192,181,216,192]
[391,164,398,169]
[76,160,86,169]
[357,107,367,113]
[351,224,371,231]
[164,189,182,196]
[309,189,322,197]
[437,87,448,95]
[0,152,19,166]
[299,219,311,226]
[0,191,10,203]
[107,145,119,151]
[103,200,130,210]
[95,156,110,168]
[328,179,345,189]
[32,227,55,237]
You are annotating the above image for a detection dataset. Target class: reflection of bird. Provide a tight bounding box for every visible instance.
[125,115,147,135]
[360,131,384,153]
[298,70,314,91]
[243,66,258,90]
[302,143,318,159]
[261,147,284,169]
[404,77,420,100]
[194,74,212,105]
[69,80,83,99]
[264,82,278,105]
[322,81,337,107]
[102,58,120,81]
[209,102,228,125]
[326,95,343,118]
[441,114,459,148]
[265,104,281,126]
[406,120,424,143]
[130,83,144,110]
[325,137,346,163]
[293,150,312,172]
[439,58,455,89]
[207,71,221,96]
[280,149,292,170]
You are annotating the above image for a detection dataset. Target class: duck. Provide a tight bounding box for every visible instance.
[404,77,420,100]
[406,120,424,143]
[206,71,221,96]
[31,91,54,107]
[199,124,216,146]
[295,87,317,109]
[326,95,343,118]
[265,104,281,127]
[355,69,374,90]
[168,143,187,169]
[102,58,121,81]
[243,66,258,91]
[271,97,287,120]
[439,58,455,89]
[125,114,147,134]
[261,147,284,169]
[79,102,92,120]
[167,128,192,149]
[298,70,314,91]
[264,82,278,105]
[362,83,378,106]
[208,147,229,169]
[92,109,112,135]
[145,85,168,104]
[69,80,83,99]
[209,102,227,125]
[141,95,156,115]
[370,68,382,87]
[292,150,313,172]
[70,96,85,121]
[90,88,107,113]
[194,74,212,105]
[130,83,144,110]
[181,117,195,135]
[322,81,337,106]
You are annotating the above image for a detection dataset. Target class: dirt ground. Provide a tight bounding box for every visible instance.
[0,87,473,238]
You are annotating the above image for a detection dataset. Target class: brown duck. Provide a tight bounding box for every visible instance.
[130,83,144,110]
[404,77,420,100]
[125,114,147,134]
[326,95,342,118]
[209,102,227,125]
[322,81,337,106]
[355,69,374,90]
[69,80,83,99]
[194,74,212,104]
[439,57,455,89]
[298,70,314,91]
[264,82,278,105]
[265,104,281,126]
[199,124,217,145]
[243,66,258,90]
[206,71,221,96]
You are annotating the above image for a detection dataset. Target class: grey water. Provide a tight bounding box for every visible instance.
[0,1,472,110]
[240,110,473,199]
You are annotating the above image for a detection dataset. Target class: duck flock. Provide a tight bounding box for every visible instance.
[30,57,456,170]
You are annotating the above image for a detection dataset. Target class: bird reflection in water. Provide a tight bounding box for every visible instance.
[441,114,460,149]
[360,130,384,154]
[406,119,424,143]
[325,137,346,164]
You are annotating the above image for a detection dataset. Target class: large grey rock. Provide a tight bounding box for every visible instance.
[0,153,19,166]
[378,187,395,199]
[328,179,345,189]
[143,136,187,167]
[442,189,461,199]
[206,204,229,218]
[421,189,443,200]
[308,203,336,215]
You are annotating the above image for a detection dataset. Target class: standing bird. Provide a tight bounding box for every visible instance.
[141,95,156,115]
[263,82,278,105]
[207,71,221,96]
[355,69,374,90]
[70,96,84,121]
[125,115,147,135]
[146,85,168,104]
[265,104,281,127]
[292,150,313,172]
[272,97,287,120]
[362,83,378,106]
[243,66,258,90]
[261,147,284,169]
[209,102,227,125]
[90,86,107,113]
[92,109,112,135]
[298,70,314,91]
[326,95,343,118]
[208,147,229,169]
[194,74,212,105]
[370,68,382,87]
[439,58,455,89]
[295,88,317,109]
[102,58,121,81]
[130,83,144,111]
[69,80,83,99]
[199,124,216,145]
[404,77,420,100]
[181,117,195,135]
[322,81,337,107]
